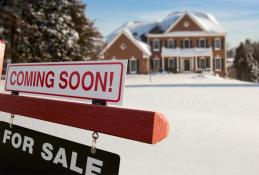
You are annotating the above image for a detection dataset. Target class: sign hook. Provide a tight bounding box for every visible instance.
[9,113,15,128]
[91,131,99,154]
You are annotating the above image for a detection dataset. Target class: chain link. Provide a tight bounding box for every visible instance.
[91,132,99,154]
[9,114,15,128]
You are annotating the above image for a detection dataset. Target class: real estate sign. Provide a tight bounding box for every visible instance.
[0,122,120,175]
[5,60,127,105]
[0,41,5,80]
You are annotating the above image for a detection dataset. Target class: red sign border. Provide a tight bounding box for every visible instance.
[5,62,125,103]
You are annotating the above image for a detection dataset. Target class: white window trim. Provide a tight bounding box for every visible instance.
[184,38,191,48]
[215,57,222,71]
[129,57,137,74]
[197,57,211,71]
[167,57,177,70]
[153,57,160,72]
[167,39,175,48]
[199,38,206,48]
[153,39,160,51]
[214,38,222,50]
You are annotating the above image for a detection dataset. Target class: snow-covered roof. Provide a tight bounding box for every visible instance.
[162,47,213,57]
[161,11,226,33]
[104,21,157,56]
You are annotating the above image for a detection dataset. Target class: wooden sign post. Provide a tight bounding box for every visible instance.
[0,60,170,174]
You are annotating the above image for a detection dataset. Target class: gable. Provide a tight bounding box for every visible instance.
[103,33,143,59]
[168,14,203,32]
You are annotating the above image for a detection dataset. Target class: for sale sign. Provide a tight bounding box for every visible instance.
[0,41,5,80]
[5,60,127,104]
[0,122,120,175]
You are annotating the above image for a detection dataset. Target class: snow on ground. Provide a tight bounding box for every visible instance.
[1,73,259,175]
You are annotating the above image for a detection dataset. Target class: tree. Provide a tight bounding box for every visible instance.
[234,41,259,82]
[0,0,102,63]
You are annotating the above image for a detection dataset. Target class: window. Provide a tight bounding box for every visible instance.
[214,38,222,50]
[184,39,191,48]
[153,58,160,72]
[198,57,209,69]
[153,39,160,51]
[167,39,176,48]
[215,58,222,70]
[199,39,206,48]
[129,58,137,73]
[184,21,190,28]
[168,58,177,70]
[120,43,127,50]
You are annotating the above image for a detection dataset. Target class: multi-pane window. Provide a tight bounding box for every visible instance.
[215,58,222,70]
[129,59,137,73]
[214,38,222,50]
[153,58,160,72]
[167,39,176,48]
[168,58,176,69]
[153,39,160,51]
[199,39,206,48]
[184,39,191,48]
[199,58,209,69]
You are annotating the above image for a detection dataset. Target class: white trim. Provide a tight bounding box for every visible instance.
[129,57,138,74]
[165,12,207,33]
[147,32,226,38]
[99,30,151,57]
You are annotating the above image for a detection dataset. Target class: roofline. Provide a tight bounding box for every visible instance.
[99,30,151,57]
[146,32,227,38]
[165,12,207,33]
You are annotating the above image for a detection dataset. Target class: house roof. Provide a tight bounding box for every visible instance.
[161,11,226,34]
[103,21,157,57]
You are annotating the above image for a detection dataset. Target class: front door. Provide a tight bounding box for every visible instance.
[184,59,191,71]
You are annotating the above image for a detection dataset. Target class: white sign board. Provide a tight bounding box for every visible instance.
[5,60,127,105]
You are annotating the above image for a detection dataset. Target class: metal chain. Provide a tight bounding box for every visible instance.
[9,114,15,128]
[91,132,99,154]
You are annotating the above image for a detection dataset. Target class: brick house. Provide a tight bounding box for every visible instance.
[99,11,227,76]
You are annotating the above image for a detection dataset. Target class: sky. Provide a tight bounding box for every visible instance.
[84,0,259,48]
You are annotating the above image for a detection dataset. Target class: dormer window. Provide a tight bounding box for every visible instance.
[167,39,176,48]
[153,39,160,51]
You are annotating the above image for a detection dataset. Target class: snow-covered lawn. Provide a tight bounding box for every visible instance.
[1,73,259,175]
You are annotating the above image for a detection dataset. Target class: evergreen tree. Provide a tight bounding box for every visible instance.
[234,41,259,82]
[0,0,101,63]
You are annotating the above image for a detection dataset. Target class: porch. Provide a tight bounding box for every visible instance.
[161,47,213,73]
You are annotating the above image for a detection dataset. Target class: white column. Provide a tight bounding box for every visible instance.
[195,56,198,71]
[210,52,213,71]
[162,56,165,72]
[177,57,180,72]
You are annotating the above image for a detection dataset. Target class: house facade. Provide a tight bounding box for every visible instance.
[99,11,227,76]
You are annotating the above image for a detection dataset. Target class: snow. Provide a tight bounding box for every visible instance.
[156,11,226,34]
[162,47,213,57]
[1,74,259,175]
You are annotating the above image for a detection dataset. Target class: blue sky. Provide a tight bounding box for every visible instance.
[85,0,259,48]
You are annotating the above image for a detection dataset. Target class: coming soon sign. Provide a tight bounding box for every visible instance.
[5,60,127,104]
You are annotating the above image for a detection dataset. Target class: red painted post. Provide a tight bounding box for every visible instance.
[0,93,169,144]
